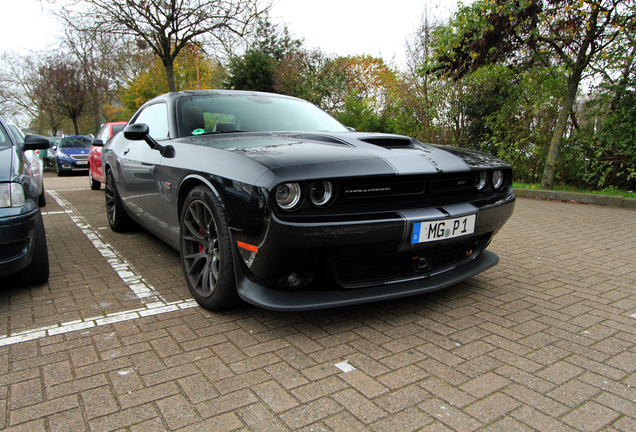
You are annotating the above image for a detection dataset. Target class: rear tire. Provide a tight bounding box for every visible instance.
[17,210,49,285]
[105,169,133,232]
[180,185,239,311]
[38,184,46,207]
[89,166,101,190]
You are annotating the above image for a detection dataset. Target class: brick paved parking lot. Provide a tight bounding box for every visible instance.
[1,172,635,431]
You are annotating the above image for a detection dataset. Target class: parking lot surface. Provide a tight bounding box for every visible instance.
[1,172,635,431]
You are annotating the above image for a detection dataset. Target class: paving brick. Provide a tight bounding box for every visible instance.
[252,380,300,413]
[290,376,348,403]
[155,394,201,429]
[279,397,343,429]
[9,378,44,410]
[9,395,79,426]
[81,385,119,420]
[195,389,258,419]
[264,362,310,390]
[374,384,430,414]
[332,389,387,424]
[88,403,159,432]
[561,401,621,431]
[177,374,218,404]
[235,402,289,431]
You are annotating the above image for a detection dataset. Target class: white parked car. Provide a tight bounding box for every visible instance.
[7,124,47,207]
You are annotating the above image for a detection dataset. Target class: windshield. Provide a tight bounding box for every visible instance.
[8,125,25,144]
[59,136,92,148]
[177,93,348,137]
[112,124,125,135]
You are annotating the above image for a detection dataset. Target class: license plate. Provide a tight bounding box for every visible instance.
[412,214,476,244]
[75,160,87,165]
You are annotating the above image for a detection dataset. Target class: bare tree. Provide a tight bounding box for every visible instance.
[38,56,93,135]
[58,0,271,92]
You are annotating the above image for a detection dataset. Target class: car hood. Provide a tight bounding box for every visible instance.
[189,132,509,176]
[0,146,17,182]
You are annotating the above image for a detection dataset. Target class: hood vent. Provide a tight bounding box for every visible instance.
[359,137,414,148]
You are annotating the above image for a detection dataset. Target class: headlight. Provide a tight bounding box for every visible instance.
[57,151,69,159]
[475,172,489,191]
[0,183,26,208]
[492,170,505,190]
[309,181,334,207]
[275,183,302,211]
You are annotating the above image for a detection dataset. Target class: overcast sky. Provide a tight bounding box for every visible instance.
[1,0,460,67]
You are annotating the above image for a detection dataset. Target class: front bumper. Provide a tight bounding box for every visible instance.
[0,210,39,278]
[57,158,89,172]
[232,193,515,311]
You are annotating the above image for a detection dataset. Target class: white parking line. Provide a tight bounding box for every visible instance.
[0,300,199,347]
[48,190,163,302]
[0,190,199,347]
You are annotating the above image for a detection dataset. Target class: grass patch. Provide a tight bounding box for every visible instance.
[513,182,636,199]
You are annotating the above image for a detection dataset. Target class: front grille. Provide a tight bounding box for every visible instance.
[335,237,484,287]
[0,240,28,263]
[71,154,88,161]
[333,173,476,208]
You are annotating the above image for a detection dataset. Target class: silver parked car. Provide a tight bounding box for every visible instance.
[7,124,46,207]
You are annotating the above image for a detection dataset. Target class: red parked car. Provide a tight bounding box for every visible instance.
[88,122,126,190]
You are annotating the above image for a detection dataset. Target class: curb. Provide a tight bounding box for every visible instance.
[514,188,636,209]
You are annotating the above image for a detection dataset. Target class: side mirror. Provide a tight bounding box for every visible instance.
[123,123,149,141]
[23,135,50,150]
[123,123,174,158]
[92,139,104,147]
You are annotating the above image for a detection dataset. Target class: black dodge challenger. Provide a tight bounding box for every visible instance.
[100,90,515,311]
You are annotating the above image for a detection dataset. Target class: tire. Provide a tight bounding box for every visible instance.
[180,185,239,311]
[38,184,46,207]
[89,166,101,190]
[105,169,134,232]
[17,210,49,285]
[55,163,64,177]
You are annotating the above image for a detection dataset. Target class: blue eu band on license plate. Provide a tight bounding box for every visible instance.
[412,214,476,244]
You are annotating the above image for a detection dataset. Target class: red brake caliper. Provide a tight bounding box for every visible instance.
[199,228,204,253]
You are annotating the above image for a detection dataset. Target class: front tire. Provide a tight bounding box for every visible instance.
[105,169,133,232]
[17,210,49,285]
[180,185,239,311]
[89,166,101,190]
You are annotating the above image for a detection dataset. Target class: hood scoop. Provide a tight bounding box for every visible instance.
[359,137,414,149]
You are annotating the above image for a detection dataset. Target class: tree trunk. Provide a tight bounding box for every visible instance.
[72,117,79,135]
[163,57,177,93]
[540,69,581,190]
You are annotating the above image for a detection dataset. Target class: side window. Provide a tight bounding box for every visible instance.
[96,126,108,142]
[134,103,169,140]
[0,124,9,147]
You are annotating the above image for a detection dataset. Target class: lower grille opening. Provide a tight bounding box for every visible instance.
[0,240,28,263]
[335,236,486,288]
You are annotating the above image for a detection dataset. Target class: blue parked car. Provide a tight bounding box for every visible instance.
[55,136,92,176]
[0,115,50,284]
